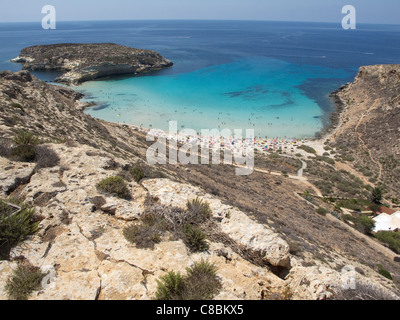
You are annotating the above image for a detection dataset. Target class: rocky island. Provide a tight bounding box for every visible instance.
[11,43,173,85]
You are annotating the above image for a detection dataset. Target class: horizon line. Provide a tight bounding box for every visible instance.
[0,18,399,26]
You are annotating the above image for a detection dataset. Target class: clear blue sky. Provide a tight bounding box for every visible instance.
[0,0,399,24]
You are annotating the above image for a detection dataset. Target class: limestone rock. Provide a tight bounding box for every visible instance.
[142,179,291,268]
[0,157,35,195]
[97,260,148,300]
[12,43,173,85]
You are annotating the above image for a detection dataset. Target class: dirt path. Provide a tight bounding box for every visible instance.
[250,162,398,261]
[335,161,374,187]
[354,101,383,180]
[236,164,324,197]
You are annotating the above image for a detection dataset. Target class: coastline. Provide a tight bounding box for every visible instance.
[314,84,349,139]
[300,83,350,155]
[78,83,352,156]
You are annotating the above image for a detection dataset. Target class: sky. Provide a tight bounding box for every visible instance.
[0,0,399,24]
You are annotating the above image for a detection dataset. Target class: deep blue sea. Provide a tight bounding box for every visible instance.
[1,20,400,138]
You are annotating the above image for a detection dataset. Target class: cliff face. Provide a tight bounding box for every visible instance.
[11,43,173,85]
[0,70,399,300]
[331,64,400,196]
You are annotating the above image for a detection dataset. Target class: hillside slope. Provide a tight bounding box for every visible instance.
[0,70,399,300]
[330,65,400,197]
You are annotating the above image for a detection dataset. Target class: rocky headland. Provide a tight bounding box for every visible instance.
[11,43,173,85]
[0,65,400,300]
[327,64,400,197]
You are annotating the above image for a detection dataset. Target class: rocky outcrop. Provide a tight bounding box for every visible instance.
[142,179,290,268]
[330,64,400,196]
[11,43,173,85]
[0,143,290,300]
[285,264,399,300]
[0,157,35,195]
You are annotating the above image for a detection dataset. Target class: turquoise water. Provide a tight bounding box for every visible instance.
[79,57,350,138]
[2,20,400,138]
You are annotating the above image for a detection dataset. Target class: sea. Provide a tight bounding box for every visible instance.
[1,20,400,138]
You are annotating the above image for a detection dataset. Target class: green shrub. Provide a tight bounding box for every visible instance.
[342,155,355,162]
[123,224,140,243]
[155,271,185,300]
[298,145,316,154]
[14,130,40,146]
[375,231,400,253]
[124,200,214,252]
[5,262,45,300]
[129,166,145,183]
[154,259,221,300]
[370,186,384,205]
[0,138,12,158]
[377,264,393,281]
[337,198,373,211]
[34,146,60,169]
[182,259,221,300]
[0,199,39,260]
[186,197,212,222]
[8,131,41,162]
[123,222,163,249]
[123,162,165,183]
[316,155,335,165]
[10,145,36,162]
[183,224,208,252]
[355,215,375,235]
[96,176,131,200]
[316,207,329,216]
[123,211,171,249]
[342,214,356,224]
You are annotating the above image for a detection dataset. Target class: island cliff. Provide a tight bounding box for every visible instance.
[11,43,173,85]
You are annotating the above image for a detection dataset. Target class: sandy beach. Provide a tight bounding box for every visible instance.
[119,122,319,156]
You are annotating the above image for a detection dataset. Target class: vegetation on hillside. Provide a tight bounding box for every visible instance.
[0,199,39,260]
[155,259,221,300]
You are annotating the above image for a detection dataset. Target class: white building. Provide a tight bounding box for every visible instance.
[373,211,400,232]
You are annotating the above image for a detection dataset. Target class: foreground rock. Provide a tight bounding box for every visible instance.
[11,43,173,85]
[142,179,290,268]
[0,144,290,300]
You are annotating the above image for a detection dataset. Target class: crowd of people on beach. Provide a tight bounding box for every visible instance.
[123,123,309,154]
